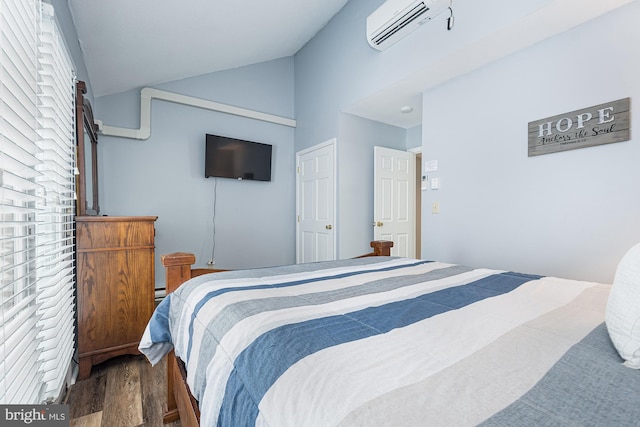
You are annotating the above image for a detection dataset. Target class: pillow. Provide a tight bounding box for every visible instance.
[606,242,640,369]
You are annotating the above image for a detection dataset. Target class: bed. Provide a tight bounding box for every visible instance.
[140,240,640,427]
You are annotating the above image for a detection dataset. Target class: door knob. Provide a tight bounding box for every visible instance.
[325,225,333,230]
[375,222,383,227]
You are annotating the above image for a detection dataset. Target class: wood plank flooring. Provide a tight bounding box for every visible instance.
[64,355,181,427]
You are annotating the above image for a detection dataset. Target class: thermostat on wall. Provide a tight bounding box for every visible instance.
[425,160,438,172]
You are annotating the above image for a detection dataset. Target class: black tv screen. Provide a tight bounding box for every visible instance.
[205,134,272,181]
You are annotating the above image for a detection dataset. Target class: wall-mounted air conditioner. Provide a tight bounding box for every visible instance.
[367,0,452,51]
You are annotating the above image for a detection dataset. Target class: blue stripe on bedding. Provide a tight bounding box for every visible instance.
[217,271,542,427]
[480,323,640,426]
[186,259,433,361]
[149,294,172,343]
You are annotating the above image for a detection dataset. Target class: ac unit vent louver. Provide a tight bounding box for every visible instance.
[366,0,451,51]
[371,3,428,47]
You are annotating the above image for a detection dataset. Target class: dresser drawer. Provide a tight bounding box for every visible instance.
[76,216,156,250]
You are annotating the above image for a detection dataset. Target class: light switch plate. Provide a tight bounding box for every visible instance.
[430,177,440,190]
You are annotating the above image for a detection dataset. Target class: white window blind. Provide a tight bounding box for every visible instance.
[0,0,76,404]
[35,2,76,401]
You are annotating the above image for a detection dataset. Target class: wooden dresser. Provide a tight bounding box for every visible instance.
[76,216,158,379]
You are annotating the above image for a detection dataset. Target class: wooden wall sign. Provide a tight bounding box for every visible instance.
[528,98,631,156]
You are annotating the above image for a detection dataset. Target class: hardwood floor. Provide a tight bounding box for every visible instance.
[64,354,181,427]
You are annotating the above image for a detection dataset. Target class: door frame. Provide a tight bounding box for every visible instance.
[295,138,338,263]
[408,146,422,259]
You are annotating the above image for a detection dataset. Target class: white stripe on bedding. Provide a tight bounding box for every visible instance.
[254,277,600,427]
[339,284,610,427]
[173,257,425,363]
[195,266,500,420]
[183,260,461,385]
[185,257,423,306]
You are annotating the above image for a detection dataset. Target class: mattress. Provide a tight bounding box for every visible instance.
[140,256,640,426]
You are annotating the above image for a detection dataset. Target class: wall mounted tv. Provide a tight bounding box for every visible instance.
[205,134,272,181]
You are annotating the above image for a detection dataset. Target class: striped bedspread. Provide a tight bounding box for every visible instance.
[139,256,640,426]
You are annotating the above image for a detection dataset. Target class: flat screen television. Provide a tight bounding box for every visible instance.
[205,134,272,181]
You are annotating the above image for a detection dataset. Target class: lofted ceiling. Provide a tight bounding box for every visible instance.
[68,0,349,98]
[68,0,633,130]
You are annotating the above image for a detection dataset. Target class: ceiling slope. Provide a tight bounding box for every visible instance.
[69,0,349,97]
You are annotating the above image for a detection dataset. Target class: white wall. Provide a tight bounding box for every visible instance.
[421,2,640,283]
[94,58,296,286]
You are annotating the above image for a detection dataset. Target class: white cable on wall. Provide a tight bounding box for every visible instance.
[95,87,297,140]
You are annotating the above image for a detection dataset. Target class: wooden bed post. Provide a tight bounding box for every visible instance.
[371,240,393,256]
[161,252,196,424]
[357,240,394,258]
[163,252,197,293]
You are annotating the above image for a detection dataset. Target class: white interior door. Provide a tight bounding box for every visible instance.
[374,146,416,258]
[296,140,336,263]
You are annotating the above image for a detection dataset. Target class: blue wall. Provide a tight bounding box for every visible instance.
[50,0,93,101]
[293,0,558,150]
[293,0,640,282]
[420,2,640,283]
[57,0,640,284]
[94,58,296,285]
[337,114,406,258]
[292,0,558,259]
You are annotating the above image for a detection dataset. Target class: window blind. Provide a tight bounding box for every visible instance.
[35,2,76,401]
[0,0,76,404]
